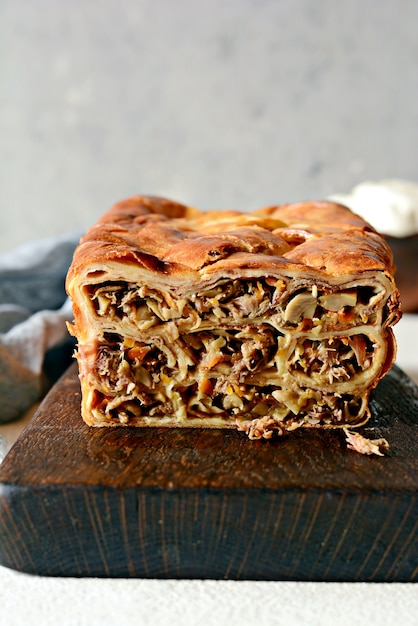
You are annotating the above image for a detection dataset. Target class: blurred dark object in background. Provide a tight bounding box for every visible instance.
[386,235,418,313]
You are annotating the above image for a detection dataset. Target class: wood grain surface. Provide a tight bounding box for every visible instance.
[0,363,417,580]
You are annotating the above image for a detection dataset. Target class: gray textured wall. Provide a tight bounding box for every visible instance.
[1,0,417,251]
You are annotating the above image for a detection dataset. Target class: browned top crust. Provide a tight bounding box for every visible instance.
[67,196,396,285]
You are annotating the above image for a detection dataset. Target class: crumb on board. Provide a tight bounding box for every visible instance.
[343,429,390,456]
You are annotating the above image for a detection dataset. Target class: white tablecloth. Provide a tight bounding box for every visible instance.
[0,573,417,626]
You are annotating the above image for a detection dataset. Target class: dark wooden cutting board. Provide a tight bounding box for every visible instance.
[0,363,417,580]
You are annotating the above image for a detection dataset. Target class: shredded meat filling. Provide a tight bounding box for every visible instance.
[84,325,369,431]
[288,335,375,384]
[76,275,394,433]
[87,279,385,333]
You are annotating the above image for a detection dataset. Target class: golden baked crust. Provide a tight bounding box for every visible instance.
[66,196,401,438]
[67,196,394,279]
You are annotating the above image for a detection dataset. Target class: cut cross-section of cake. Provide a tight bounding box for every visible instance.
[66,196,401,439]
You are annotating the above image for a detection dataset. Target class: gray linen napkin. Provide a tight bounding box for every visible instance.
[0,234,80,423]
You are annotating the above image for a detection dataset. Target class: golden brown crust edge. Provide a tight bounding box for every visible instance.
[66,196,398,287]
